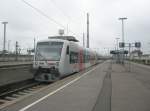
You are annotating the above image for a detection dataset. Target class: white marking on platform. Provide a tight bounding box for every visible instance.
[19,65,99,111]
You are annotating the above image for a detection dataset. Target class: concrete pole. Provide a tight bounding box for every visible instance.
[116,38,120,63]
[83,33,85,47]
[118,17,127,43]
[116,38,120,50]
[2,22,8,53]
[34,38,36,51]
[87,13,89,48]
[8,40,11,53]
[121,20,124,43]
[118,17,127,64]
[15,41,18,61]
[128,43,131,72]
[33,38,36,61]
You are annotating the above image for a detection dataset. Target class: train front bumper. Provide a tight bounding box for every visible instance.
[34,67,59,82]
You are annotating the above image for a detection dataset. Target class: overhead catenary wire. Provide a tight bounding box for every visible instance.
[47,0,81,24]
[47,0,84,37]
[48,0,70,21]
[21,0,81,37]
[21,0,66,28]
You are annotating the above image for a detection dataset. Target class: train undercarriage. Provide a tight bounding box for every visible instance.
[34,67,60,82]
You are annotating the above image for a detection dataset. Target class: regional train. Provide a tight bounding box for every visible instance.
[33,36,99,82]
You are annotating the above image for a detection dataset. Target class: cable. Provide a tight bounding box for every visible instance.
[48,0,82,24]
[21,0,66,29]
[47,0,84,37]
[21,0,82,38]
[47,0,84,35]
[48,0,70,20]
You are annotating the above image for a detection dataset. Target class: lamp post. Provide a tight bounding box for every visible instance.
[87,13,89,48]
[83,33,85,47]
[116,38,120,50]
[8,40,11,53]
[118,17,127,43]
[2,22,8,53]
[118,17,127,64]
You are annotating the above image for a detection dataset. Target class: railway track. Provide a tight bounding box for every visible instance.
[0,61,104,109]
[0,79,48,109]
[0,80,38,98]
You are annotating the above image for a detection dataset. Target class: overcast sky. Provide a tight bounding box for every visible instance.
[0,0,150,54]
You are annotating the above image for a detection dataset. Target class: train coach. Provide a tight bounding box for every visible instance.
[33,36,98,82]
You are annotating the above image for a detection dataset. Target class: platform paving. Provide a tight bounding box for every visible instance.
[111,63,150,111]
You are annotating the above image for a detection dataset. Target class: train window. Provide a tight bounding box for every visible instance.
[36,42,64,61]
[51,42,63,45]
[66,46,69,55]
[38,42,49,45]
[37,42,63,46]
[70,52,78,64]
[83,50,90,63]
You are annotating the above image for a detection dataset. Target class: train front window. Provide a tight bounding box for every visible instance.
[36,42,63,61]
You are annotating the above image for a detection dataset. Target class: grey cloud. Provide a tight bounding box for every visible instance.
[0,0,150,54]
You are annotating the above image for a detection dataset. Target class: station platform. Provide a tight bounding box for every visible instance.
[0,61,32,67]
[1,61,150,111]
[111,63,150,111]
[0,61,33,86]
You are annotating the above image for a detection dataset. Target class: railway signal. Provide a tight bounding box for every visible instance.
[135,42,141,48]
[110,50,128,54]
[119,42,125,48]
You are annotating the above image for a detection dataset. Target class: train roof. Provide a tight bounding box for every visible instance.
[37,38,70,43]
[48,36,79,42]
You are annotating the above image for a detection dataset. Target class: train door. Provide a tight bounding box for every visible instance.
[66,45,70,73]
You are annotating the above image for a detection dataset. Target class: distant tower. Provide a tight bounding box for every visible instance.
[2,22,8,53]
[87,13,89,48]
[83,33,85,47]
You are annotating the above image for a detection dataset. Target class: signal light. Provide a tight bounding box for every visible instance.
[119,42,125,48]
[135,42,141,48]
